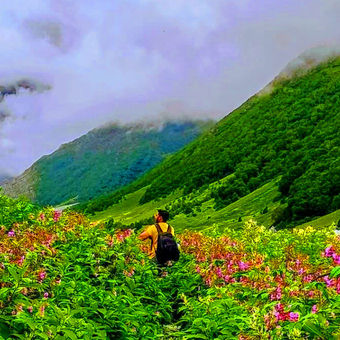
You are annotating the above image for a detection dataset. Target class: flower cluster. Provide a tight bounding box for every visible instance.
[116,228,133,242]
[324,245,340,265]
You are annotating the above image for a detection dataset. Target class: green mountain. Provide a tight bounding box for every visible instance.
[81,56,340,228]
[1,120,214,205]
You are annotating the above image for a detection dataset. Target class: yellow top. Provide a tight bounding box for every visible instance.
[138,223,175,258]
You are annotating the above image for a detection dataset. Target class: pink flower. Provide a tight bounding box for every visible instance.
[8,230,15,237]
[303,275,313,283]
[324,246,335,257]
[274,304,287,322]
[275,303,284,312]
[216,267,223,278]
[53,210,62,222]
[238,261,250,271]
[289,312,299,322]
[17,256,25,266]
[270,287,282,301]
[39,213,45,221]
[223,275,231,282]
[324,276,335,287]
[332,253,340,265]
[311,305,317,314]
[39,305,45,317]
[298,268,305,275]
[27,306,33,313]
[196,265,201,274]
[37,270,46,282]
[43,292,49,299]
[307,290,315,298]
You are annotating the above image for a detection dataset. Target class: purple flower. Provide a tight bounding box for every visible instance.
[216,267,223,278]
[311,305,317,314]
[289,312,299,322]
[238,261,250,271]
[8,230,15,237]
[324,276,335,287]
[324,246,335,257]
[43,292,49,299]
[332,253,340,265]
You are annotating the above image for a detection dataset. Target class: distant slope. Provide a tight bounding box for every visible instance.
[90,176,283,233]
[82,55,340,227]
[0,174,12,185]
[296,210,340,229]
[2,120,214,205]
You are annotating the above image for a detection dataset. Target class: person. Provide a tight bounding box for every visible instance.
[138,209,179,264]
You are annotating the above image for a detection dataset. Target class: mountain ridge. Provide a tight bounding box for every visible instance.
[1,119,214,205]
[79,55,340,228]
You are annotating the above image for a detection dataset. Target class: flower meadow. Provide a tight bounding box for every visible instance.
[0,196,339,339]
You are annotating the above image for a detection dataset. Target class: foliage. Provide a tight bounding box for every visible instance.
[1,196,339,339]
[0,189,39,228]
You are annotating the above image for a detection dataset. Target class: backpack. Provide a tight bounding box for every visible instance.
[155,223,180,264]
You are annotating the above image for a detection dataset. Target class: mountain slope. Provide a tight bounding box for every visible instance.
[81,56,340,227]
[1,120,213,205]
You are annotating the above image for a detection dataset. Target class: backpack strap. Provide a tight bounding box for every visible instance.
[155,223,163,234]
[155,223,171,234]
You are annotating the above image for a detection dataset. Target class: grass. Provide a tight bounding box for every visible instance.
[295,209,340,229]
[90,186,183,224]
[171,177,283,233]
[90,176,285,232]
[90,173,339,235]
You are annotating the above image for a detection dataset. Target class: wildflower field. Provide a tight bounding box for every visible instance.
[0,194,339,339]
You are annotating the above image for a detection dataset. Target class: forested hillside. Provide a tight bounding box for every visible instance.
[81,57,340,228]
[1,120,213,206]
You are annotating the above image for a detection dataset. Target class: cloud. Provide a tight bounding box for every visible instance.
[0,110,11,123]
[0,0,339,176]
[0,78,51,102]
[23,18,80,53]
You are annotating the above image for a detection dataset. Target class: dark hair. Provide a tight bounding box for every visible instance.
[157,209,169,221]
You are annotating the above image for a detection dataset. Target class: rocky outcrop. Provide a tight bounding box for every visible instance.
[1,165,39,201]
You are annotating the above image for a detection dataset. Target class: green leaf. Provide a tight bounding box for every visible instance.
[0,323,10,339]
[303,320,324,338]
[184,334,208,339]
[330,266,340,278]
[63,330,78,340]
[7,266,20,282]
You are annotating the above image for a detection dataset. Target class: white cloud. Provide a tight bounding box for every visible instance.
[0,0,339,175]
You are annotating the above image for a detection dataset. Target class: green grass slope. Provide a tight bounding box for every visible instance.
[90,176,283,231]
[296,209,340,229]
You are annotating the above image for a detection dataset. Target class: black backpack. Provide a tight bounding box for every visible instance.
[155,223,180,264]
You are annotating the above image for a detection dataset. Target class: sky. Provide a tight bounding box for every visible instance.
[0,0,339,176]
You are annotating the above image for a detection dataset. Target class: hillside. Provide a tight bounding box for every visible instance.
[1,120,213,206]
[81,56,340,228]
[0,174,12,185]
